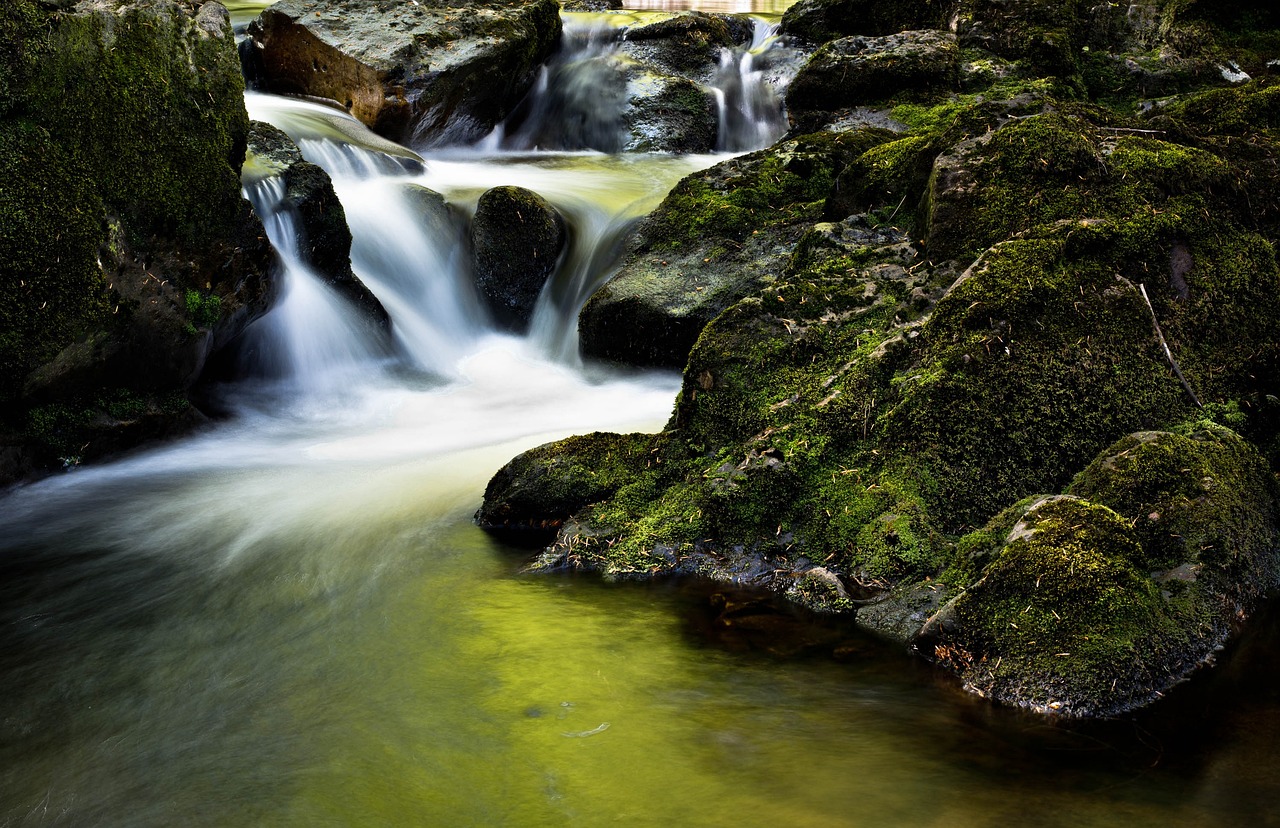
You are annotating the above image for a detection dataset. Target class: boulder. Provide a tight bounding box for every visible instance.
[471,186,567,330]
[920,429,1280,716]
[579,129,893,368]
[780,0,952,44]
[623,70,718,153]
[245,121,388,328]
[618,12,750,81]
[1,0,273,479]
[786,30,959,129]
[248,0,562,147]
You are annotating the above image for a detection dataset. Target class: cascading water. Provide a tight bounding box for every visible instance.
[712,18,791,152]
[238,175,389,394]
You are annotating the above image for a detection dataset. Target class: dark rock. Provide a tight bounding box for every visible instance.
[579,129,894,368]
[953,0,1081,76]
[919,430,1280,716]
[476,431,655,541]
[562,0,621,9]
[780,0,952,44]
[248,0,562,147]
[471,185,567,330]
[623,71,718,153]
[619,12,745,80]
[786,30,959,128]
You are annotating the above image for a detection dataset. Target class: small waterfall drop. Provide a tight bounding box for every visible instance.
[713,17,789,152]
[238,176,388,394]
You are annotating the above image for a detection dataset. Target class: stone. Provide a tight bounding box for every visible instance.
[248,0,562,147]
[471,185,567,330]
[785,30,959,128]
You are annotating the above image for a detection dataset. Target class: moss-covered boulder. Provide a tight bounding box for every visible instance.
[780,0,952,44]
[248,0,562,147]
[786,30,960,129]
[471,185,567,331]
[920,426,1279,716]
[475,431,656,541]
[579,128,895,367]
[245,121,387,328]
[1,0,272,481]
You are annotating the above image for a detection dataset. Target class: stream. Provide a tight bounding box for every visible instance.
[2,2,1280,826]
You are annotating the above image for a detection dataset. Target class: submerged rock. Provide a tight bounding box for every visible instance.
[471,185,567,331]
[246,122,388,328]
[247,0,562,146]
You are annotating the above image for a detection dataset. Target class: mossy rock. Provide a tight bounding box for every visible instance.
[579,128,895,367]
[1067,423,1280,596]
[924,423,1279,716]
[476,431,657,542]
[922,496,1204,716]
[786,30,960,127]
[1,0,273,482]
[780,0,953,44]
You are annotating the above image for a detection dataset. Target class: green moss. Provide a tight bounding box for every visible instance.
[0,118,112,402]
[1068,423,1280,590]
[645,130,893,251]
[185,289,223,330]
[941,496,1194,714]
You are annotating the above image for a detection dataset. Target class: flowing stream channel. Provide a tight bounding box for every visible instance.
[3,4,1280,826]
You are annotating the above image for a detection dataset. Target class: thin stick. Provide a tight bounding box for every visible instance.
[1136,281,1203,408]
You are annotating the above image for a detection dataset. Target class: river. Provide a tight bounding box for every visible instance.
[2,3,1279,826]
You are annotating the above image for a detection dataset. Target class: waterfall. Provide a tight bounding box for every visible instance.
[713,17,789,152]
[237,176,389,395]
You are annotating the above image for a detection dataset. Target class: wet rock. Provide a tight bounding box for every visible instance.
[919,437,1280,717]
[248,0,562,146]
[562,0,621,9]
[856,580,950,644]
[786,30,959,128]
[471,185,567,331]
[624,70,718,153]
[476,431,655,542]
[245,122,388,329]
[618,12,748,81]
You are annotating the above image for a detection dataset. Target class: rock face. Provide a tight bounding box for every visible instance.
[579,129,893,367]
[1,0,272,481]
[781,0,951,43]
[470,185,566,330]
[247,0,562,147]
[483,0,1280,716]
[786,30,959,129]
[245,121,388,328]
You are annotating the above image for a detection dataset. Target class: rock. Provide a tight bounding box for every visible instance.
[856,580,950,644]
[920,442,1279,716]
[579,128,893,368]
[618,12,747,81]
[476,431,655,542]
[1,0,273,481]
[786,30,959,129]
[953,0,1081,76]
[780,0,952,44]
[245,121,388,328]
[248,0,562,146]
[471,185,567,330]
[624,70,718,153]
